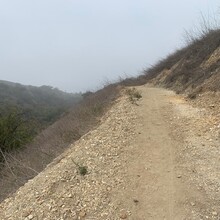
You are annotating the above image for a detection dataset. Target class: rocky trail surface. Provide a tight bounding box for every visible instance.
[0,85,219,220]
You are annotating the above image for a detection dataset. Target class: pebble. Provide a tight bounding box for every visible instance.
[27,215,34,220]
[212,211,218,216]
[119,211,128,219]
[133,199,139,204]
[23,210,32,217]
[79,211,86,218]
[107,186,111,191]
[67,194,73,198]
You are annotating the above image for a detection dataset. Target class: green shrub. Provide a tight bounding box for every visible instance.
[72,159,88,176]
[0,109,33,158]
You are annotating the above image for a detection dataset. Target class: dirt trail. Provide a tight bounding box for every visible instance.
[0,85,219,219]
[123,85,220,220]
[118,86,189,219]
[126,87,177,219]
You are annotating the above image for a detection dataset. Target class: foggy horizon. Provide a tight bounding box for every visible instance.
[0,0,219,93]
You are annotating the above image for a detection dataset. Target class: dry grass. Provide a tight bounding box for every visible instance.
[126,88,142,104]
[144,26,220,95]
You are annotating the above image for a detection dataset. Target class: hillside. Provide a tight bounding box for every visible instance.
[145,29,220,96]
[0,83,120,203]
[0,80,82,125]
[0,80,82,201]
[0,28,220,219]
[0,85,220,219]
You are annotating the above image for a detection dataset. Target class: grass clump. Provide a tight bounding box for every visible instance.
[78,166,88,176]
[126,88,142,104]
[72,159,88,176]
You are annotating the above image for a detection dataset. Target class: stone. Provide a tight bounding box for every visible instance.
[23,210,32,217]
[190,202,195,206]
[107,186,111,191]
[133,199,139,204]
[212,211,217,216]
[119,210,127,219]
[79,211,86,218]
[28,214,34,220]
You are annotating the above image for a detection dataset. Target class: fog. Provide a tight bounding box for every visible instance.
[0,0,219,92]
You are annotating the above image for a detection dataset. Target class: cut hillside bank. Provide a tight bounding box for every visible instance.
[145,29,220,94]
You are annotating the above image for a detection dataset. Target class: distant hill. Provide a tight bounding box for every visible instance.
[0,80,82,126]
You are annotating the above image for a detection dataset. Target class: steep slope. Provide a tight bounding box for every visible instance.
[146,29,220,97]
[1,85,219,219]
[0,88,137,219]
[0,84,119,203]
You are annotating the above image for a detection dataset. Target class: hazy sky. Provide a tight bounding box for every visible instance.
[0,0,219,92]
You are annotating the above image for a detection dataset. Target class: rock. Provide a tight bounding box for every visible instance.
[27,214,34,220]
[67,194,73,198]
[212,211,218,216]
[119,210,127,219]
[23,210,32,217]
[107,186,111,191]
[133,199,139,204]
[79,211,86,218]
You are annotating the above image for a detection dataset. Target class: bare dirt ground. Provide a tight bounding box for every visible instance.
[0,85,219,219]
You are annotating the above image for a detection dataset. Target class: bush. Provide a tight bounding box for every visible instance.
[0,109,33,158]
[126,88,142,104]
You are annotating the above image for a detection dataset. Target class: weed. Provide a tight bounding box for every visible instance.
[126,88,142,104]
[187,93,197,99]
[72,159,88,176]
[78,166,88,176]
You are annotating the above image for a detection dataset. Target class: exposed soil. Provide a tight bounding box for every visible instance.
[0,85,219,219]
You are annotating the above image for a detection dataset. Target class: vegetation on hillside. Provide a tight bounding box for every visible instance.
[0,81,82,126]
[0,109,34,161]
[0,81,82,160]
[144,23,220,95]
[0,83,120,201]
